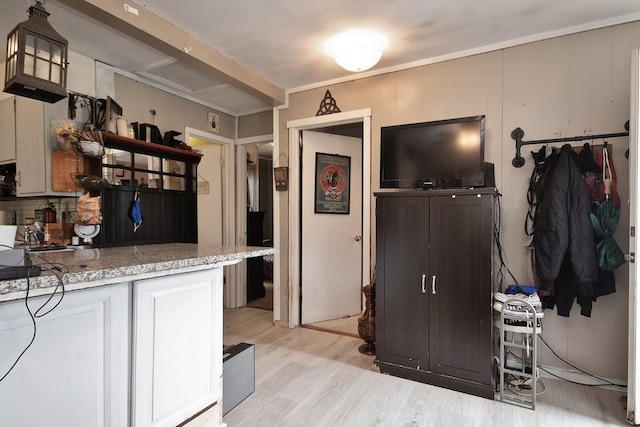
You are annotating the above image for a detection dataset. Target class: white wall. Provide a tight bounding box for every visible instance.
[114,75,235,141]
[278,21,640,381]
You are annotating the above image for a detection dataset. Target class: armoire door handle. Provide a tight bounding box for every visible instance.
[421,274,426,293]
[431,275,437,294]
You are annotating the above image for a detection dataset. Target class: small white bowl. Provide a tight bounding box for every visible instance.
[79,140,104,157]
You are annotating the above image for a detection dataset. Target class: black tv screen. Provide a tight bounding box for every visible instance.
[380,115,486,189]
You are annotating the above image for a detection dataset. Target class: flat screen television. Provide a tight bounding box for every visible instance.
[380,115,487,189]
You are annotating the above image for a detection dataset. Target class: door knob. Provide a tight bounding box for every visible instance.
[354,235,362,241]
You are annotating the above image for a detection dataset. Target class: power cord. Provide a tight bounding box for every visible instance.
[508,379,547,396]
[494,195,520,288]
[497,327,627,388]
[0,269,37,382]
[0,253,68,382]
[538,334,626,388]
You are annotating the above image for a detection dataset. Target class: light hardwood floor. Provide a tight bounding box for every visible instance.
[222,307,627,426]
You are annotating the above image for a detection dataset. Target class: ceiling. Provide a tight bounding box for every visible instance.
[2,1,640,116]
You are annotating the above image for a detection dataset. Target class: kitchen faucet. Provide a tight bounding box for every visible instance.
[24,226,41,245]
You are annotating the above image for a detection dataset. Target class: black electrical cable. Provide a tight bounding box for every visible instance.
[538,334,626,388]
[0,254,69,382]
[0,271,37,383]
[28,254,68,318]
[493,195,519,287]
[538,366,626,388]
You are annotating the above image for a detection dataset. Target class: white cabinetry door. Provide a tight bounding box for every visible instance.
[15,96,46,195]
[0,283,129,426]
[0,97,16,163]
[133,268,223,427]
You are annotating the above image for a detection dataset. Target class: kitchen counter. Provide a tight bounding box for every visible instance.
[0,243,276,426]
[0,243,276,302]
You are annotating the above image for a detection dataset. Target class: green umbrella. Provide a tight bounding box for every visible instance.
[589,199,625,271]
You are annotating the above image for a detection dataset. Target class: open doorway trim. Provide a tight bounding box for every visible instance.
[286,109,372,328]
[184,126,237,307]
[236,134,274,308]
[627,48,640,424]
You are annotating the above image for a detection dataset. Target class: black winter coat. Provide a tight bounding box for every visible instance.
[534,144,598,316]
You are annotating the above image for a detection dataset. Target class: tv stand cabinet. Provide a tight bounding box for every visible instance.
[375,188,497,399]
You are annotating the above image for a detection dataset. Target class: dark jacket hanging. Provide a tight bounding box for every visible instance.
[533,144,598,316]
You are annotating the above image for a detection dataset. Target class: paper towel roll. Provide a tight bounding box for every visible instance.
[0,225,17,251]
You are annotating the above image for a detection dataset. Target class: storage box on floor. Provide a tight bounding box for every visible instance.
[223,342,255,416]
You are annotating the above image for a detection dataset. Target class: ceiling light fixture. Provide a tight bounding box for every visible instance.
[4,0,68,103]
[324,29,388,72]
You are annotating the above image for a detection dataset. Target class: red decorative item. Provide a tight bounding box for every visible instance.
[598,145,620,209]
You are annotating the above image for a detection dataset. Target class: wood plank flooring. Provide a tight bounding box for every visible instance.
[302,314,360,338]
[222,307,627,426]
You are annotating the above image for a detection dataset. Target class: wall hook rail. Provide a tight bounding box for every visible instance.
[511,121,629,168]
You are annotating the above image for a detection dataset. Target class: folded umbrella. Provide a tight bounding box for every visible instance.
[589,199,625,271]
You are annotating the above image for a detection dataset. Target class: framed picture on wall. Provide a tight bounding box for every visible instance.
[314,152,350,214]
[274,166,288,191]
[106,96,122,134]
[208,111,219,132]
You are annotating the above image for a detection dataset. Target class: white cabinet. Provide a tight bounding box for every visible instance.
[0,282,129,426]
[0,97,16,163]
[15,96,47,195]
[133,269,223,427]
[9,95,85,196]
[0,267,225,427]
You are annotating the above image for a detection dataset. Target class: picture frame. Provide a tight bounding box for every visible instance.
[274,166,288,191]
[106,96,122,134]
[314,152,351,214]
[208,111,220,133]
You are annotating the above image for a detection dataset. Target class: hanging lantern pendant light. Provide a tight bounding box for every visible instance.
[4,0,68,103]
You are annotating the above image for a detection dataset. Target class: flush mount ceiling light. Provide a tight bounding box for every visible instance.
[324,29,388,72]
[4,0,68,103]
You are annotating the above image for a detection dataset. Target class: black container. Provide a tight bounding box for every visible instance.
[138,123,163,144]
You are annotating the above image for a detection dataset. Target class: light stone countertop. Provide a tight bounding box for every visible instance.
[0,243,276,302]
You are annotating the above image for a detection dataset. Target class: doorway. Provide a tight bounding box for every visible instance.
[627,48,639,424]
[184,127,237,307]
[300,130,363,325]
[286,109,372,328]
[236,136,274,310]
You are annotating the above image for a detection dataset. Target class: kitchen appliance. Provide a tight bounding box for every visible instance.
[0,248,41,280]
[74,223,100,243]
[0,225,39,279]
[0,210,16,225]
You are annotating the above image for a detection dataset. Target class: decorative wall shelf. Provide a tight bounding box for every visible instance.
[101,132,203,162]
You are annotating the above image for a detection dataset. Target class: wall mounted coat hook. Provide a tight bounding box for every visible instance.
[511,124,629,168]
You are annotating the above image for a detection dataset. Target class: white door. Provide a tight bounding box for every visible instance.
[627,48,640,425]
[301,130,362,324]
[196,143,224,246]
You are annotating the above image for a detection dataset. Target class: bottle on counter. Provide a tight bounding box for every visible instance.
[44,203,56,223]
[43,223,50,244]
